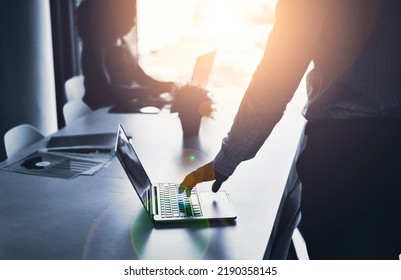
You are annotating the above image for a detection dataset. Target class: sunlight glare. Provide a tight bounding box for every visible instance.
[192,0,275,51]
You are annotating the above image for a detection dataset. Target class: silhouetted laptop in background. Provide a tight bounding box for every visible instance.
[115,124,236,223]
[189,50,216,88]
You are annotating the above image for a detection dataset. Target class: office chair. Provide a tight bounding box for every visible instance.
[63,100,92,125]
[64,75,85,101]
[4,124,45,158]
[263,131,307,260]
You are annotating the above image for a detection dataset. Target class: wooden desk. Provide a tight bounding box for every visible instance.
[0,89,306,260]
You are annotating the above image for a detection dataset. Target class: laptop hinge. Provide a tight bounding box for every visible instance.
[150,186,158,217]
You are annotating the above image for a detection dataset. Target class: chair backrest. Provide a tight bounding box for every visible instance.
[64,75,85,101]
[4,124,45,158]
[63,100,92,125]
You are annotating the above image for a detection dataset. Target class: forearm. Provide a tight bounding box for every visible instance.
[213,83,286,177]
[213,0,321,177]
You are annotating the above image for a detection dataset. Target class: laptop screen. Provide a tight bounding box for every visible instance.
[115,124,152,206]
[190,50,216,88]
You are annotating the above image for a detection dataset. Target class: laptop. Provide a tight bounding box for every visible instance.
[115,124,236,223]
[46,133,116,153]
[190,50,217,88]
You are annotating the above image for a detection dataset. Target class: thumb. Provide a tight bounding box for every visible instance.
[211,180,224,193]
[211,170,229,193]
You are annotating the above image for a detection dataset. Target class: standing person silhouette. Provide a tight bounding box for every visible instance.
[179,0,401,259]
[76,0,175,110]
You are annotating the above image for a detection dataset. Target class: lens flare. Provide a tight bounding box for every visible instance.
[130,219,213,259]
[188,153,197,162]
[81,206,111,259]
[181,148,206,166]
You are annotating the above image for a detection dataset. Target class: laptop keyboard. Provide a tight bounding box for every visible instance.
[159,183,202,218]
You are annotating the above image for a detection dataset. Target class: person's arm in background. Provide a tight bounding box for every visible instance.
[104,39,175,103]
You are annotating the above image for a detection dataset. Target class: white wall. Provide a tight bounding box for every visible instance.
[136,0,198,55]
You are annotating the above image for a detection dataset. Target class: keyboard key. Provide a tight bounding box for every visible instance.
[158,183,202,218]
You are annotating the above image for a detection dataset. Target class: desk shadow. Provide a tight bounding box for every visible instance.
[182,136,202,150]
[131,209,236,259]
[129,210,154,258]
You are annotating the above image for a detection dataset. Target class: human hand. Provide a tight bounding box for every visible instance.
[178,162,228,196]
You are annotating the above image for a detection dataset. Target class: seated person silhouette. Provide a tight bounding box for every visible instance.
[76,0,175,111]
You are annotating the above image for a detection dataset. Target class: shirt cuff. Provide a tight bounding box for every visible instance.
[212,149,239,178]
